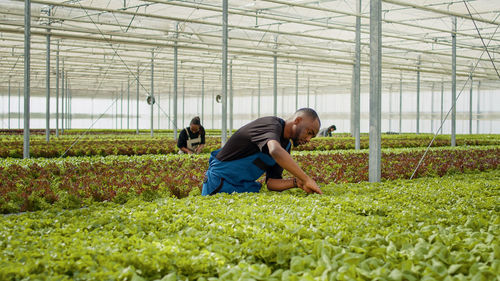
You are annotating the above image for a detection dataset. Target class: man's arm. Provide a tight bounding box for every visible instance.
[267,140,322,194]
[266,178,296,191]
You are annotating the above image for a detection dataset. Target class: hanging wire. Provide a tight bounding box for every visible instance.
[55,0,184,155]
[409,10,500,180]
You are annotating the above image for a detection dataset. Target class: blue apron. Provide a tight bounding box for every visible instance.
[202,142,291,196]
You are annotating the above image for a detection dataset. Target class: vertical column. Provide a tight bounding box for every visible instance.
[273,48,278,116]
[8,78,11,129]
[157,91,160,129]
[258,72,261,117]
[399,73,402,133]
[229,59,233,134]
[221,0,228,144]
[389,85,392,132]
[182,78,185,126]
[136,66,140,134]
[440,79,444,133]
[55,41,59,137]
[295,63,298,109]
[201,69,205,124]
[91,97,94,124]
[369,0,382,182]
[416,56,421,134]
[23,0,31,158]
[431,82,434,133]
[351,0,361,149]
[151,50,154,137]
[61,62,65,134]
[469,68,473,135]
[127,77,130,129]
[174,22,179,139]
[18,83,21,129]
[45,7,51,142]
[451,17,457,146]
[476,81,480,134]
[307,76,310,108]
[121,83,124,129]
[211,88,214,128]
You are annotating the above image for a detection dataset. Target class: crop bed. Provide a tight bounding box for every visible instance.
[1,146,498,213]
[0,170,498,280]
[1,134,498,158]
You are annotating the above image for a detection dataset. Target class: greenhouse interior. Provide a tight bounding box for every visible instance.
[0,0,499,280]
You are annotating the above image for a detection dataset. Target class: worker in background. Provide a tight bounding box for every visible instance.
[317,125,336,137]
[202,108,323,196]
[177,116,206,154]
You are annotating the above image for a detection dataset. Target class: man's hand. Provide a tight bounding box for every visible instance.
[296,178,322,194]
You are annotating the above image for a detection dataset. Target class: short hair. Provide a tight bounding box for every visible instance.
[190,116,201,126]
[329,125,336,131]
[295,108,321,127]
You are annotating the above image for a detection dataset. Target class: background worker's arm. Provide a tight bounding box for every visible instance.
[195,143,205,153]
[267,140,322,194]
[180,147,193,154]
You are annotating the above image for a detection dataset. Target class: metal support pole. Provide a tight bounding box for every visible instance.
[273,52,278,116]
[451,17,457,146]
[201,69,205,124]
[295,63,299,109]
[229,59,233,134]
[61,63,64,134]
[369,0,382,182]
[476,81,480,134]
[23,0,31,158]
[469,69,473,135]
[55,41,59,137]
[307,76,310,108]
[440,79,444,132]
[151,50,154,137]
[182,78,185,127]
[258,72,261,118]
[389,85,392,132]
[45,7,51,142]
[211,88,214,128]
[157,90,160,130]
[121,82,123,130]
[174,22,179,140]
[8,78,10,129]
[18,83,20,129]
[416,56,421,134]
[136,66,140,134]
[221,0,228,145]
[431,82,435,133]
[91,97,93,124]
[127,77,130,129]
[399,73,402,133]
[352,0,361,150]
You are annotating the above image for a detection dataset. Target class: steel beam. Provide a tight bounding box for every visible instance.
[451,17,457,146]
[307,76,310,108]
[61,61,64,133]
[55,41,59,137]
[431,82,434,133]
[273,53,277,116]
[258,72,261,118]
[476,81,480,134]
[151,50,154,137]
[416,56,420,134]
[45,7,51,142]
[352,0,361,150]
[221,0,228,145]
[229,59,233,135]
[201,68,204,124]
[399,73,402,133]
[174,23,178,140]
[8,78,10,129]
[440,80,444,133]
[121,82,123,129]
[469,69,472,135]
[136,66,139,134]
[295,63,298,109]
[23,0,31,158]
[127,77,130,129]
[369,0,382,182]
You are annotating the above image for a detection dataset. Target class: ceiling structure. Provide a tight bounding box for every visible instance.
[0,0,499,101]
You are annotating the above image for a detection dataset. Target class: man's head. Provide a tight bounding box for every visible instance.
[287,108,321,147]
[328,125,337,132]
[190,116,201,133]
